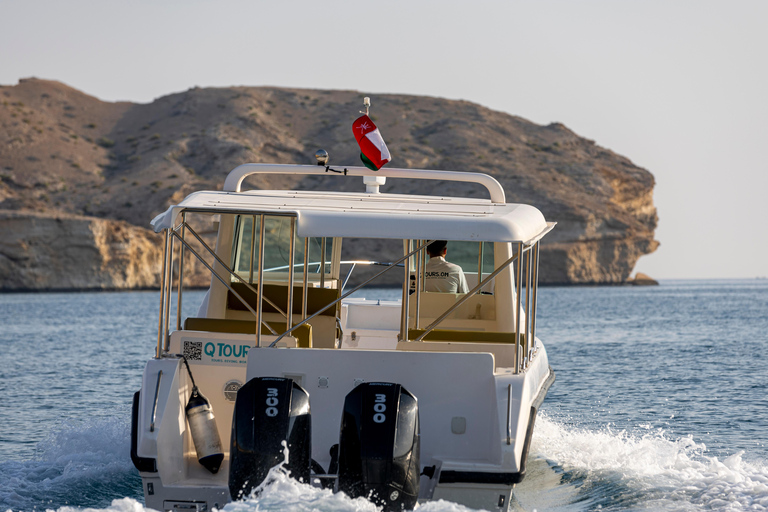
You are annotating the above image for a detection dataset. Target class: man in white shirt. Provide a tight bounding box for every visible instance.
[424,240,469,294]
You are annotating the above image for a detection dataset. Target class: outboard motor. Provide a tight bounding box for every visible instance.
[182,358,224,474]
[337,382,420,511]
[229,377,312,500]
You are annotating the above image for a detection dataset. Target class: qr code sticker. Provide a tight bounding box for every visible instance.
[183,341,203,361]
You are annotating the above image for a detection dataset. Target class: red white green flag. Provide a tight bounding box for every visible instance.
[352,115,391,170]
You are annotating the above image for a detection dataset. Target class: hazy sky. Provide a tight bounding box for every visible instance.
[2,0,766,279]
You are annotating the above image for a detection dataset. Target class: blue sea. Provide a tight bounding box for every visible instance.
[1,279,767,511]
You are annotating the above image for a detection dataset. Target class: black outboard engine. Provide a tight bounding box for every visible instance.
[337,382,420,511]
[228,377,311,500]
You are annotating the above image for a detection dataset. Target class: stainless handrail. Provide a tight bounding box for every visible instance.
[320,237,326,288]
[156,232,169,359]
[264,260,403,273]
[287,218,295,330]
[223,163,507,203]
[150,370,163,432]
[176,213,186,331]
[414,241,422,330]
[341,263,357,292]
[524,244,532,368]
[336,260,409,293]
[400,241,411,342]
[477,242,484,294]
[269,240,432,347]
[256,215,266,347]
[413,248,522,343]
[302,238,309,320]
[514,242,524,373]
[249,214,256,284]
[163,230,175,352]
[506,383,512,445]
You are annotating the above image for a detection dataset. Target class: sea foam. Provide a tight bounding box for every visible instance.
[523,414,768,511]
[1,416,482,512]
[0,415,141,512]
[6,411,768,512]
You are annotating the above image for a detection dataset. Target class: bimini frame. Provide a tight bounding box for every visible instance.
[401,238,544,374]
[155,209,548,375]
[154,210,430,357]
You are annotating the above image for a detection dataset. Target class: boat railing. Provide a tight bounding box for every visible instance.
[412,247,520,340]
[268,240,433,347]
[156,209,547,374]
[156,210,423,356]
[157,211,297,356]
[222,163,507,203]
[407,240,541,373]
[181,220,292,321]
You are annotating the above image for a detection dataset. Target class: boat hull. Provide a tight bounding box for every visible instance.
[133,341,552,512]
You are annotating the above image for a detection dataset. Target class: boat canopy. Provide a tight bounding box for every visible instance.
[151,164,553,243]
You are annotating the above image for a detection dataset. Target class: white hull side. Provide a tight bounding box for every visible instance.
[135,342,551,512]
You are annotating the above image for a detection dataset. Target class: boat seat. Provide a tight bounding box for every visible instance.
[183,317,313,348]
[408,328,524,344]
[227,282,340,317]
[396,340,517,369]
[408,291,496,321]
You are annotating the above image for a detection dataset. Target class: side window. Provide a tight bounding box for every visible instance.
[444,241,494,277]
[263,216,295,274]
[300,237,334,277]
[233,215,256,278]
[231,215,334,284]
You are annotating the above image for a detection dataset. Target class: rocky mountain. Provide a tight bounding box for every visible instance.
[0,78,658,290]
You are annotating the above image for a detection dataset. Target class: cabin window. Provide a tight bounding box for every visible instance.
[231,215,335,284]
[443,241,495,283]
[408,240,495,293]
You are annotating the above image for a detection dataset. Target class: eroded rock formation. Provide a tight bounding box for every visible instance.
[0,210,162,290]
[0,78,658,290]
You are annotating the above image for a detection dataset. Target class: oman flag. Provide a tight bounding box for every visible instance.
[352,115,391,170]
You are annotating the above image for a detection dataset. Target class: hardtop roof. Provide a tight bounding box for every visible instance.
[151,164,554,243]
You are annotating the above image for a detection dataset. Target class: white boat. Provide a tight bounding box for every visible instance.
[131,156,556,512]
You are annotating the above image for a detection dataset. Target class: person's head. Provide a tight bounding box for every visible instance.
[427,240,448,258]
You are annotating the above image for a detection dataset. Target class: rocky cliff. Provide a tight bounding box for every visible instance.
[0,78,658,290]
[0,209,162,290]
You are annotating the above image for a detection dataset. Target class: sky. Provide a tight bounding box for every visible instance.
[1,0,766,279]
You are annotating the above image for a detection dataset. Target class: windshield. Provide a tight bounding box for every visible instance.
[231,215,334,284]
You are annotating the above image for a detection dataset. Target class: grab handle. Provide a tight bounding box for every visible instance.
[150,370,163,432]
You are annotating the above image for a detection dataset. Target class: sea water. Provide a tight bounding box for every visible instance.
[0,280,766,511]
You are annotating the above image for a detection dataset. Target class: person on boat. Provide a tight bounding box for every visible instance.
[424,240,469,294]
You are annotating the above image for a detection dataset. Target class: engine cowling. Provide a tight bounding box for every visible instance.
[337,382,420,511]
[228,377,311,500]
